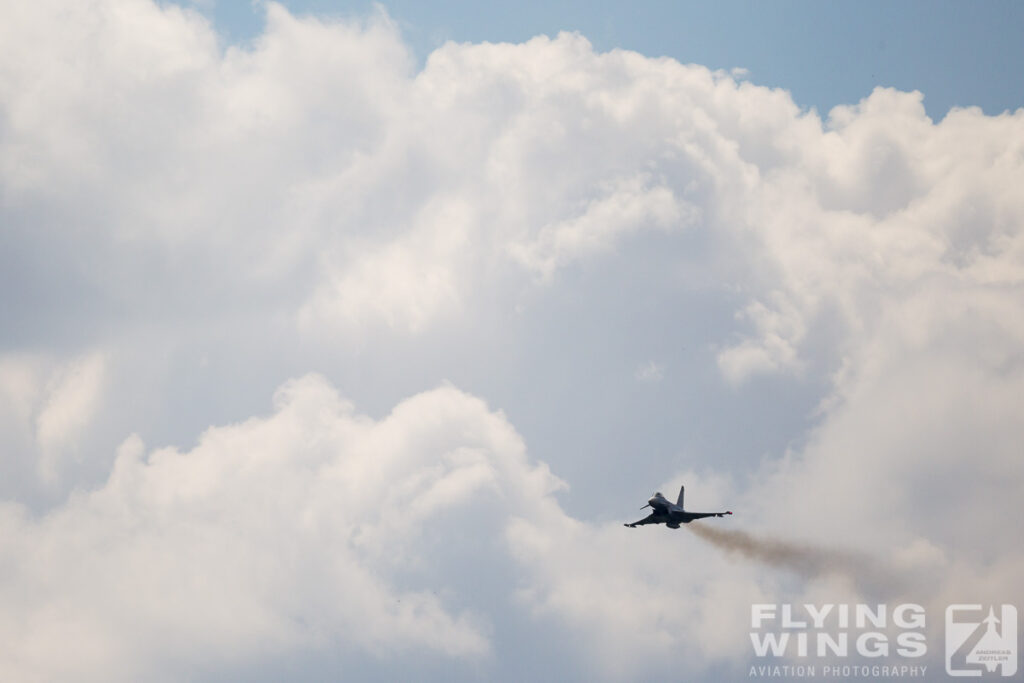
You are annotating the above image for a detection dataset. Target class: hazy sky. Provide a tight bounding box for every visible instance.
[1,1,1022,681]
[204,0,1024,119]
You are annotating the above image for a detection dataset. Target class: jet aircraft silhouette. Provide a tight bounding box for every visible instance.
[624,485,732,529]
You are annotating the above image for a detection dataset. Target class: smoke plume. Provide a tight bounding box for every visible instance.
[688,524,906,598]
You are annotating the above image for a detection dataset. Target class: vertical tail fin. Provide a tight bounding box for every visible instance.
[677,485,685,509]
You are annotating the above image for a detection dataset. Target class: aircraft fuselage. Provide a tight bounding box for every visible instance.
[624,489,732,529]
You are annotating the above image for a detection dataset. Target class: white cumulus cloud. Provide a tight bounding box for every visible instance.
[0,378,550,681]
[1,0,1023,680]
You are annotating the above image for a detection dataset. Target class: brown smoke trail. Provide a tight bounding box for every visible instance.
[688,523,905,599]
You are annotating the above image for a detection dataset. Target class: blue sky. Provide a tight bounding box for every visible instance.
[201,0,1024,119]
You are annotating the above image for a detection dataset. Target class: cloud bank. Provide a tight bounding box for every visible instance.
[1,0,1023,680]
[0,378,543,680]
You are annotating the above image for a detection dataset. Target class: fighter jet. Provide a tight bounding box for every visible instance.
[624,485,732,528]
